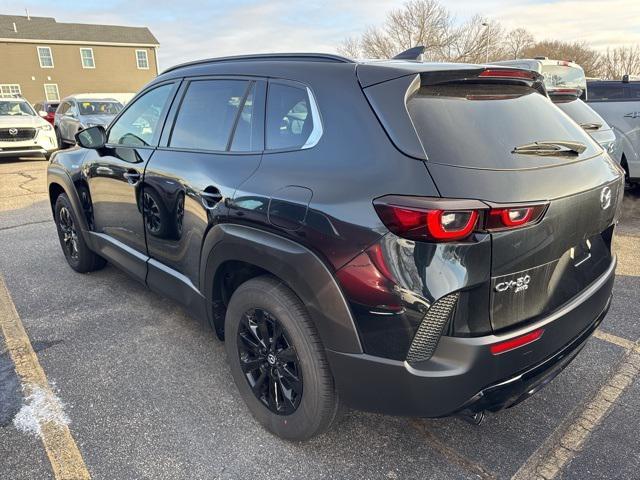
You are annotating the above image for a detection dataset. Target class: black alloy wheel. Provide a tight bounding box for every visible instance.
[58,206,79,260]
[143,191,162,234]
[237,308,303,415]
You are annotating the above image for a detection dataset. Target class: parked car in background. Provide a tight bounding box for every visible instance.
[0,95,58,160]
[587,78,640,186]
[491,58,619,160]
[33,101,60,125]
[48,53,623,440]
[54,95,123,148]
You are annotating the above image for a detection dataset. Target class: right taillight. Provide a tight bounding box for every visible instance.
[484,204,547,231]
[374,196,547,242]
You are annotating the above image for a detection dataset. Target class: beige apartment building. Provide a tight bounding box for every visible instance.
[0,14,159,104]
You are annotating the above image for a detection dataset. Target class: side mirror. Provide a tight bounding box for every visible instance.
[76,126,106,149]
[38,110,48,117]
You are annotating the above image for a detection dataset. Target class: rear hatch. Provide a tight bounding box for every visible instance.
[362,65,623,333]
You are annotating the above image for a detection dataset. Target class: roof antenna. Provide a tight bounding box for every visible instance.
[393,46,425,61]
[25,8,31,20]
[12,22,17,32]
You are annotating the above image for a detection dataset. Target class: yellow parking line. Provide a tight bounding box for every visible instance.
[0,276,91,480]
[593,329,635,350]
[513,340,640,480]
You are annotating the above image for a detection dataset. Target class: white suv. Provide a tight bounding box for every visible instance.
[0,96,58,160]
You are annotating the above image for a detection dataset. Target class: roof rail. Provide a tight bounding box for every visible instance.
[162,52,354,74]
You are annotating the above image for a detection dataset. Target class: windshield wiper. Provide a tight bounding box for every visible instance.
[511,140,587,156]
[579,122,602,131]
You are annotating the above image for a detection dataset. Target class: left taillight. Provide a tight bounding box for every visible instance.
[374,196,547,242]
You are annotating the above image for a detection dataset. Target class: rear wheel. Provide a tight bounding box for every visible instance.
[55,127,67,149]
[54,193,106,273]
[225,276,339,441]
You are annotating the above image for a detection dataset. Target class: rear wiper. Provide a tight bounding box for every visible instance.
[579,122,602,131]
[511,140,587,156]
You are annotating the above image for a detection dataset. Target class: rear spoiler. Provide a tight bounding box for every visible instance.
[547,88,584,103]
[357,63,545,92]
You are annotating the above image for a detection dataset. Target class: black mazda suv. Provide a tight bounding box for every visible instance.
[47,52,624,440]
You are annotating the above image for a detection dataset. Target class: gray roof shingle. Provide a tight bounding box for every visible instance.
[0,15,159,45]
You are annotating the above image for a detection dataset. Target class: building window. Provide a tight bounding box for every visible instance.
[80,48,95,68]
[136,49,149,69]
[0,84,21,96]
[44,84,60,101]
[37,46,54,68]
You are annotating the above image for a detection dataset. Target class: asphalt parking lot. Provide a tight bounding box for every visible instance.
[1,156,639,480]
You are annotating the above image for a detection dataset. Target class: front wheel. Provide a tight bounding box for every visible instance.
[225,276,339,441]
[54,193,106,273]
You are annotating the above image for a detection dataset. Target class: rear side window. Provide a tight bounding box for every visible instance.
[229,82,264,152]
[266,83,316,150]
[587,83,626,101]
[627,83,640,99]
[170,80,249,151]
[407,83,598,169]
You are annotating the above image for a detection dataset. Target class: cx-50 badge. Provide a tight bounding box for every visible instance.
[600,186,612,210]
[495,275,531,293]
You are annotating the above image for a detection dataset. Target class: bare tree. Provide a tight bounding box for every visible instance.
[522,40,601,77]
[503,28,534,59]
[447,16,504,63]
[338,0,454,59]
[598,46,640,79]
[337,36,361,59]
[336,0,635,78]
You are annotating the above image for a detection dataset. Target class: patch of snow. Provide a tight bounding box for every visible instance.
[13,383,70,436]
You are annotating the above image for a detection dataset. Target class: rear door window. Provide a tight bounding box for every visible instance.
[170,79,249,152]
[407,83,599,170]
[266,82,316,150]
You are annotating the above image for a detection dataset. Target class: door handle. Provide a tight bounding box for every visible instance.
[123,170,141,186]
[200,188,223,210]
[624,112,640,118]
[96,166,113,175]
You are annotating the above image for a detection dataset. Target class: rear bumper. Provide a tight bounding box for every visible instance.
[327,255,616,417]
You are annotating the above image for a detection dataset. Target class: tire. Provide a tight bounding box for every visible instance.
[55,127,66,150]
[54,193,106,273]
[225,275,339,441]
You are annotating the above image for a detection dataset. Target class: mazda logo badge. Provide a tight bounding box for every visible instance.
[8,128,18,136]
[600,186,612,210]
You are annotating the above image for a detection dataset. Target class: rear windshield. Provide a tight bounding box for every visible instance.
[555,99,607,129]
[540,65,586,92]
[407,84,599,169]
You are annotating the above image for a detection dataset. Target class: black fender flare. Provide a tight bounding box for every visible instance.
[47,164,92,238]
[200,224,363,354]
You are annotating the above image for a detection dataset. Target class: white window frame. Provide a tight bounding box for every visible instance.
[44,84,60,101]
[0,84,21,96]
[37,46,54,68]
[80,48,95,69]
[136,49,149,70]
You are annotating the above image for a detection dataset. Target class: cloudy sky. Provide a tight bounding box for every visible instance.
[1,0,639,69]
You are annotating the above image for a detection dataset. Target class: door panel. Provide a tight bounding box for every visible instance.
[82,82,178,281]
[86,147,154,255]
[144,78,265,289]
